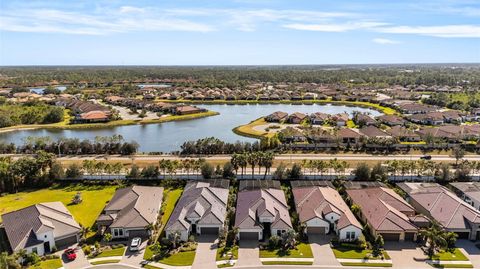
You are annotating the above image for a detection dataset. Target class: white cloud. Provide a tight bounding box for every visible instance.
[284,22,387,32]
[119,6,146,14]
[372,38,400,44]
[377,25,480,38]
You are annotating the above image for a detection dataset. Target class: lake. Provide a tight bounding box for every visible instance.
[0,104,381,153]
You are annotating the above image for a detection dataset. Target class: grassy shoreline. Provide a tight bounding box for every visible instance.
[232,117,274,139]
[0,111,219,133]
[157,99,397,115]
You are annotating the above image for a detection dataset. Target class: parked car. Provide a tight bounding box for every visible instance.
[420,155,432,160]
[130,237,142,251]
[64,248,76,261]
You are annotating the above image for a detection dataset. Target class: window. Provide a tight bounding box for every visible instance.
[119,229,124,236]
[45,235,47,238]
[32,247,37,254]
[113,229,119,237]
[350,232,355,239]
[346,232,351,239]
[277,230,281,236]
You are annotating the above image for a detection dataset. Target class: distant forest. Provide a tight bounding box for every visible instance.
[0,64,479,87]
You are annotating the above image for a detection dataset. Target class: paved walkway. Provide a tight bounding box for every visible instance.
[308,235,339,266]
[337,258,392,264]
[191,235,218,269]
[384,241,430,269]
[121,240,148,267]
[236,240,261,267]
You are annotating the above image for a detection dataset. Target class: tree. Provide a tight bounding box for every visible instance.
[168,231,182,249]
[65,163,82,179]
[419,221,448,257]
[0,252,21,269]
[435,163,451,183]
[273,162,287,180]
[141,165,159,179]
[103,233,113,242]
[281,229,298,250]
[49,162,65,180]
[353,163,371,181]
[351,204,361,216]
[222,162,235,178]
[201,162,214,179]
[451,146,465,167]
[71,192,82,205]
[370,163,388,182]
[287,164,302,180]
[127,165,140,179]
[372,235,384,257]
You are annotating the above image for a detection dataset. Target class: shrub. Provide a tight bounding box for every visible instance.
[50,246,58,252]
[82,245,92,255]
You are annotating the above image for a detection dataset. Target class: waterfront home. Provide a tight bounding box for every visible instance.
[174,105,206,115]
[2,202,81,255]
[165,180,229,241]
[235,180,292,241]
[287,112,307,124]
[292,181,362,241]
[265,111,288,122]
[397,103,437,114]
[354,113,377,126]
[310,112,330,125]
[74,110,110,123]
[96,186,163,239]
[331,113,349,126]
[398,182,480,240]
[345,182,419,241]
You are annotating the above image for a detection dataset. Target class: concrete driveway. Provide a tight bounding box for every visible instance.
[308,235,339,266]
[236,240,261,267]
[61,244,90,269]
[384,241,430,269]
[457,239,480,269]
[121,239,148,267]
[192,235,218,269]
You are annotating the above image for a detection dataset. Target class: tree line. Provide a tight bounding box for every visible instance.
[0,100,64,128]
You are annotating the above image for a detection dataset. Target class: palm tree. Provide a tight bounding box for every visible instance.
[168,231,182,249]
[247,152,257,179]
[262,152,275,179]
[419,221,448,257]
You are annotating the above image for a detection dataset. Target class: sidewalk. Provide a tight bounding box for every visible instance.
[260,257,314,262]
[87,256,123,263]
[146,261,191,269]
[337,258,393,264]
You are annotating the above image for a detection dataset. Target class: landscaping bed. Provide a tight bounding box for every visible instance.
[216,245,238,261]
[430,249,469,261]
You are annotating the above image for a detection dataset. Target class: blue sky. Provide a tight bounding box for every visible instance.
[0,0,479,65]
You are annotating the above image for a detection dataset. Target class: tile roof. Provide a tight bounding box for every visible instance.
[2,202,81,251]
[346,186,417,232]
[165,181,229,232]
[398,183,480,230]
[293,186,361,230]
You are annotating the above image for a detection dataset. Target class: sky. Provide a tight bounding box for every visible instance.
[0,0,479,65]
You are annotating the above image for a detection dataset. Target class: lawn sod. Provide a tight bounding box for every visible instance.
[90,259,121,265]
[93,247,126,258]
[430,249,469,261]
[332,245,390,260]
[340,262,393,267]
[31,258,63,269]
[259,243,313,258]
[157,250,196,266]
[0,184,116,228]
[262,261,313,265]
[216,245,239,261]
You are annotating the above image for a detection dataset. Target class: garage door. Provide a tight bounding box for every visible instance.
[55,235,78,249]
[307,226,326,235]
[456,232,470,239]
[129,230,148,239]
[404,232,416,241]
[379,233,400,241]
[200,227,219,235]
[240,232,259,240]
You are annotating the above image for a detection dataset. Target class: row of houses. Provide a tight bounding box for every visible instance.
[104,95,206,115]
[266,111,351,126]
[55,98,112,123]
[3,180,480,258]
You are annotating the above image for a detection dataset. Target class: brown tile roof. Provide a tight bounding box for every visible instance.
[79,110,109,120]
[2,202,81,251]
[346,186,417,233]
[293,186,361,230]
[398,183,480,230]
[359,126,391,138]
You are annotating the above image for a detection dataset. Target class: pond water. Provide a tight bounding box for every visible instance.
[30,86,67,94]
[0,104,381,152]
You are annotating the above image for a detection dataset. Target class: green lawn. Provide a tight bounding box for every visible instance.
[0,184,116,228]
[217,263,235,268]
[431,249,469,261]
[144,265,164,269]
[159,188,183,235]
[216,245,239,261]
[144,245,156,260]
[90,259,121,265]
[262,261,313,265]
[32,259,63,269]
[431,265,474,268]
[340,262,392,267]
[158,250,196,266]
[332,246,390,260]
[259,243,313,258]
[94,247,126,258]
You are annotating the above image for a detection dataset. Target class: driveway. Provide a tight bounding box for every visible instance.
[457,239,480,269]
[236,240,261,267]
[384,241,430,269]
[61,244,90,269]
[121,239,148,267]
[308,235,339,266]
[192,235,218,269]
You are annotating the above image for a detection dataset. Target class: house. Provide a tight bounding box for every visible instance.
[165,180,229,241]
[386,126,421,142]
[287,112,307,124]
[450,182,480,211]
[345,182,419,241]
[174,105,206,115]
[292,182,362,241]
[331,113,349,126]
[278,127,307,143]
[310,112,330,125]
[359,126,391,139]
[96,186,163,239]
[2,202,81,255]
[354,113,377,126]
[74,110,110,123]
[377,115,406,126]
[398,183,480,240]
[265,111,288,122]
[397,103,437,114]
[407,112,444,125]
[337,128,362,144]
[235,180,292,241]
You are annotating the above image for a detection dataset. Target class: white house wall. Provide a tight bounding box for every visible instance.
[306,217,330,233]
[338,225,362,241]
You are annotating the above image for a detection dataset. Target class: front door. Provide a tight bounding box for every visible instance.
[44,241,51,253]
[191,224,197,235]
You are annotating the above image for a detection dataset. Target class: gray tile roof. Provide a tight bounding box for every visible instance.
[165,180,229,232]
[2,202,81,251]
[100,186,163,229]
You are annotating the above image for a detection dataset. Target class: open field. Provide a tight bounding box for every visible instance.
[0,184,116,227]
